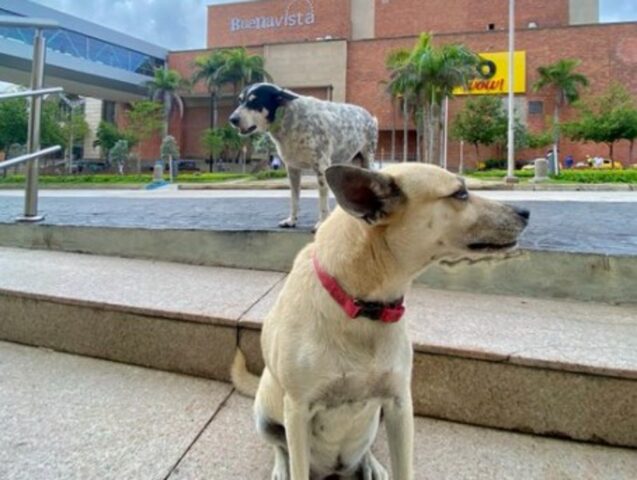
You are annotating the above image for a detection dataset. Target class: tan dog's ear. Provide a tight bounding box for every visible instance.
[326,165,405,224]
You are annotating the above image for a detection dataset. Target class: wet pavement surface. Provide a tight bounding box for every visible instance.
[1,194,636,256]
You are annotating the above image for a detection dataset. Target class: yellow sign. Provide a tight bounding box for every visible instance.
[455,51,526,95]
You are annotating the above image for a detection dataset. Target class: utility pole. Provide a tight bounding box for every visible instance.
[505,0,518,184]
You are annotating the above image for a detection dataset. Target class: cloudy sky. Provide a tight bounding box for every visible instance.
[27,0,637,51]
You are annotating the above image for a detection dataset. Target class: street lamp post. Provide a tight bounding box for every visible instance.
[505,0,518,184]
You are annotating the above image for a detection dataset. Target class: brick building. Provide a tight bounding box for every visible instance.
[164,0,637,168]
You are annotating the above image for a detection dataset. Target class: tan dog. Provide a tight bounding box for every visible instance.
[232,163,529,480]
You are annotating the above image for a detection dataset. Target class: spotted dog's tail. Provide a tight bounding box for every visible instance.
[231,349,260,397]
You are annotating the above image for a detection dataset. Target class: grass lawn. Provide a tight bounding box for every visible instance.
[0,172,274,186]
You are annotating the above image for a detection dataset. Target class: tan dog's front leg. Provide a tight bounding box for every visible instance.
[284,395,311,480]
[384,392,414,480]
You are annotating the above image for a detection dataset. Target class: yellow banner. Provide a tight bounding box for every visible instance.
[454,51,526,95]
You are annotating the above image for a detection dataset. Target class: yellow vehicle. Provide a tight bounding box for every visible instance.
[599,159,624,170]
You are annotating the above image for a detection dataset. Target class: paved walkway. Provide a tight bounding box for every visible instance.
[1,189,637,255]
[2,341,636,480]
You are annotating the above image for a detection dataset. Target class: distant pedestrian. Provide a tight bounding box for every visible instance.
[271,155,282,171]
[564,155,574,169]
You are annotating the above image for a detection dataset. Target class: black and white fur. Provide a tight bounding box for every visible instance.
[229,83,378,229]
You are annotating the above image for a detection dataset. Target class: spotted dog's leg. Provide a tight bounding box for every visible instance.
[313,165,330,232]
[279,167,301,228]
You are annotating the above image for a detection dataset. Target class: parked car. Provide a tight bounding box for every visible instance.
[174,160,200,172]
[145,160,201,173]
[71,160,108,173]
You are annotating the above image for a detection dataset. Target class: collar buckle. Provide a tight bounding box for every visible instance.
[354,301,385,321]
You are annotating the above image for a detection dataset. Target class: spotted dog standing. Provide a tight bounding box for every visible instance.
[229,83,378,229]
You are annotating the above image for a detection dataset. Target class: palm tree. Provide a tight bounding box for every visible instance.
[386,48,413,162]
[192,50,229,130]
[533,59,589,172]
[216,48,272,101]
[427,43,479,166]
[412,37,478,164]
[146,68,187,140]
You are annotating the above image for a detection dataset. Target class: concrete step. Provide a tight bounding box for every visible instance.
[1,341,636,480]
[1,247,636,448]
[1,223,636,304]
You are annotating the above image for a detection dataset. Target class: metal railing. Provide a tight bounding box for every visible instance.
[0,17,62,222]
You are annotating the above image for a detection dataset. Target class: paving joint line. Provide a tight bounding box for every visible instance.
[163,388,236,480]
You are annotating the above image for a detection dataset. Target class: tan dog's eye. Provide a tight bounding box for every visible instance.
[450,188,469,201]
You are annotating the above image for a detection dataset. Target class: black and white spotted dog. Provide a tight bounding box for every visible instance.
[229,83,378,229]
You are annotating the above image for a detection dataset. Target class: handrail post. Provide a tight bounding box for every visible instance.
[18,28,46,222]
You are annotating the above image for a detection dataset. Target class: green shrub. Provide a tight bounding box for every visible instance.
[553,169,637,183]
[481,158,526,170]
[467,169,534,179]
[0,173,250,184]
[253,169,288,180]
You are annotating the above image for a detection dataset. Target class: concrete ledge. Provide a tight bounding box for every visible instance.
[1,247,636,447]
[1,223,635,304]
[0,293,237,380]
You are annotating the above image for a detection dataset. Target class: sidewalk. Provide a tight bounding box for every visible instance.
[2,341,636,480]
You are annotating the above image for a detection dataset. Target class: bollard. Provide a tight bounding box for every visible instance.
[532,158,549,183]
[153,162,164,182]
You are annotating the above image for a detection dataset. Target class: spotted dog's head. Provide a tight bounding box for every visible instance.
[229,83,298,136]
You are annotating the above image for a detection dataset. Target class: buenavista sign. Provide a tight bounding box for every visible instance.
[230,0,316,32]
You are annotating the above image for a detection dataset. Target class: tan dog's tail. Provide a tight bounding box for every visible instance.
[231,349,260,397]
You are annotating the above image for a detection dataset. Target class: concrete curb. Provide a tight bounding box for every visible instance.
[1,223,635,305]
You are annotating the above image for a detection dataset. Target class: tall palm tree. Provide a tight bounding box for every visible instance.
[533,59,589,172]
[387,47,422,162]
[412,38,478,164]
[217,48,272,101]
[146,68,187,140]
[426,44,479,166]
[192,51,229,130]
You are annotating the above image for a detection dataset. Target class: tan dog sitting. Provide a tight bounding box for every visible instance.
[233,163,529,480]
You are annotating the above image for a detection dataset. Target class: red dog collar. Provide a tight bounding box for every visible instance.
[312,253,405,323]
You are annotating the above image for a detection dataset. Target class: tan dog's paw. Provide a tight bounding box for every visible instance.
[357,452,389,480]
[271,465,289,480]
[278,217,297,228]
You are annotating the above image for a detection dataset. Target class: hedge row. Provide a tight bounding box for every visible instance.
[553,169,637,183]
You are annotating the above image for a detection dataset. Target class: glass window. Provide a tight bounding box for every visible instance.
[102,100,116,123]
[0,16,164,77]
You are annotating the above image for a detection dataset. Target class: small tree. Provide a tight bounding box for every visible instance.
[452,96,507,165]
[253,133,276,157]
[620,107,637,164]
[125,100,163,172]
[109,139,129,175]
[94,121,137,159]
[564,83,636,167]
[160,135,180,180]
[60,112,90,172]
[0,98,28,151]
[201,128,225,171]
[160,135,180,162]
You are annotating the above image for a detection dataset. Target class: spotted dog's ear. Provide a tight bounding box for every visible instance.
[275,87,298,105]
[326,165,405,224]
